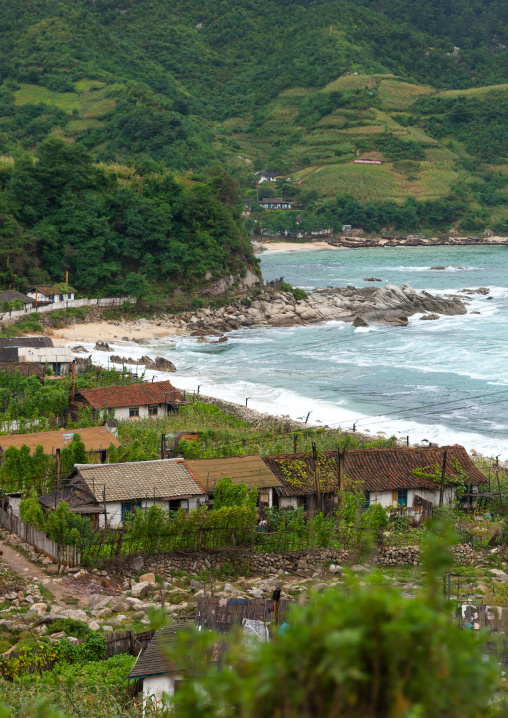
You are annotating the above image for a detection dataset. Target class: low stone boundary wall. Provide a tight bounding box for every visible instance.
[103,543,475,577]
[373,543,474,566]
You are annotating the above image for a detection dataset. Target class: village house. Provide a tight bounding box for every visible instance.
[0,290,35,308]
[255,171,281,184]
[259,198,293,210]
[26,285,76,304]
[129,597,288,706]
[0,426,120,466]
[74,380,188,420]
[263,445,486,517]
[184,454,283,508]
[0,337,79,376]
[59,458,206,528]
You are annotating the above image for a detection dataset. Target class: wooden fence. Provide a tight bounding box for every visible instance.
[0,505,80,567]
[0,629,155,680]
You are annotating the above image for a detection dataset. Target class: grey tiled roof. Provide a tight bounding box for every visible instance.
[67,459,206,502]
[129,622,190,679]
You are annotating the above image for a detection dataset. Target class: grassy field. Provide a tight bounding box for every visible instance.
[439,83,508,97]
[14,84,80,111]
[323,74,377,92]
[377,80,433,109]
[295,160,458,201]
[14,81,116,137]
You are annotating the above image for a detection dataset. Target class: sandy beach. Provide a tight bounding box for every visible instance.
[261,241,345,252]
[50,321,185,346]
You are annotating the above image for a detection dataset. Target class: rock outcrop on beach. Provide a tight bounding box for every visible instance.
[168,284,467,333]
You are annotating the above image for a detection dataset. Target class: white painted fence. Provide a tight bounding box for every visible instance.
[0,505,80,566]
[0,296,135,325]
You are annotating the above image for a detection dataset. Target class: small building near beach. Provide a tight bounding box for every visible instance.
[26,284,76,304]
[263,445,486,517]
[74,380,189,420]
[60,458,206,527]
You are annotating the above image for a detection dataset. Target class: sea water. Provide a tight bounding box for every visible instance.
[90,245,508,459]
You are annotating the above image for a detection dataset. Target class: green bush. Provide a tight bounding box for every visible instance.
[48,619,91,640]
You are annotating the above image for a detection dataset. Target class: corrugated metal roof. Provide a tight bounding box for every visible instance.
[77,381,184,409]
[18,347,75,362]
[0,427,119,454]
[67,459,206,502]
[185,455,283,492]
[263,445,486,496]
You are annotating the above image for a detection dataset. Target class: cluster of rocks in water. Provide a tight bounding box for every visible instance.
[173,284,467,333]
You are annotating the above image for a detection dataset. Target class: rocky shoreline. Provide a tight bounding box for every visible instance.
[167,283,467,334]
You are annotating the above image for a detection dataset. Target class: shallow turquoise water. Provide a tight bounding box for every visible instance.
[94,245,508,458]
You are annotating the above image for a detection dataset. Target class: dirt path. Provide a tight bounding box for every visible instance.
[0,541,88,607]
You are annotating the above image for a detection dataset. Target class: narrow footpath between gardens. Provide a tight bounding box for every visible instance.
[0,540,87,607]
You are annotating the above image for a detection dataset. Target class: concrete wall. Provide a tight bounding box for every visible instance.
[143,672,182,708]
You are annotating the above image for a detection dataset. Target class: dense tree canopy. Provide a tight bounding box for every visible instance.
[0,139,254,294]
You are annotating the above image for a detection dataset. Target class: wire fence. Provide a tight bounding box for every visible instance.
[79,525,423,563]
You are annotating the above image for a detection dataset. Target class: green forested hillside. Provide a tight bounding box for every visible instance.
[0,0,507,271]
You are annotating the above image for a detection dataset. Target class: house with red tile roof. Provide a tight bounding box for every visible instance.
[74,380,189,420]
[263,445,486,514]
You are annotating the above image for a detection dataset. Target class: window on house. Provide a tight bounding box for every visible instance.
[397,489,408,507]
[121,500,141,521]
[59,294,64,301]
[148,405,158,416]
[168,499,181,512]
[364,491,370,509]
[108,408,114,417]
[129,407,139,417]
[68,293,72,299]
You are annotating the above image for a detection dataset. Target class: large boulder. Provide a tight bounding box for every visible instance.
[89,595,112,610]
[139,573,156,585]
[131,582,149,598]
[155,357,176,372]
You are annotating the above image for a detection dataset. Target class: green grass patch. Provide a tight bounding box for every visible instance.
[323,74,376,92]
[378,80,433,109]
[14,84,80,112]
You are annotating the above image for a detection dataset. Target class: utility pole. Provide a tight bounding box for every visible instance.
[439,450,448,507]
[312,442,321,514]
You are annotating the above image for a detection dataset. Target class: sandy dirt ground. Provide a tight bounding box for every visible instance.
[0,540,89,606]
[261,241,346,252]
[50,321,185,346]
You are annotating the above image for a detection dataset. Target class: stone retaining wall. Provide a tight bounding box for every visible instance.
[104,542,475,577]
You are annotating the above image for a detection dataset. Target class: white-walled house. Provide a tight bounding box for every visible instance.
[60,459,206,528]
[263,445,486,516]
[255,171,281,184]
[75,380,189,420]
[26,285,76,304]
[259,197,293,210]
